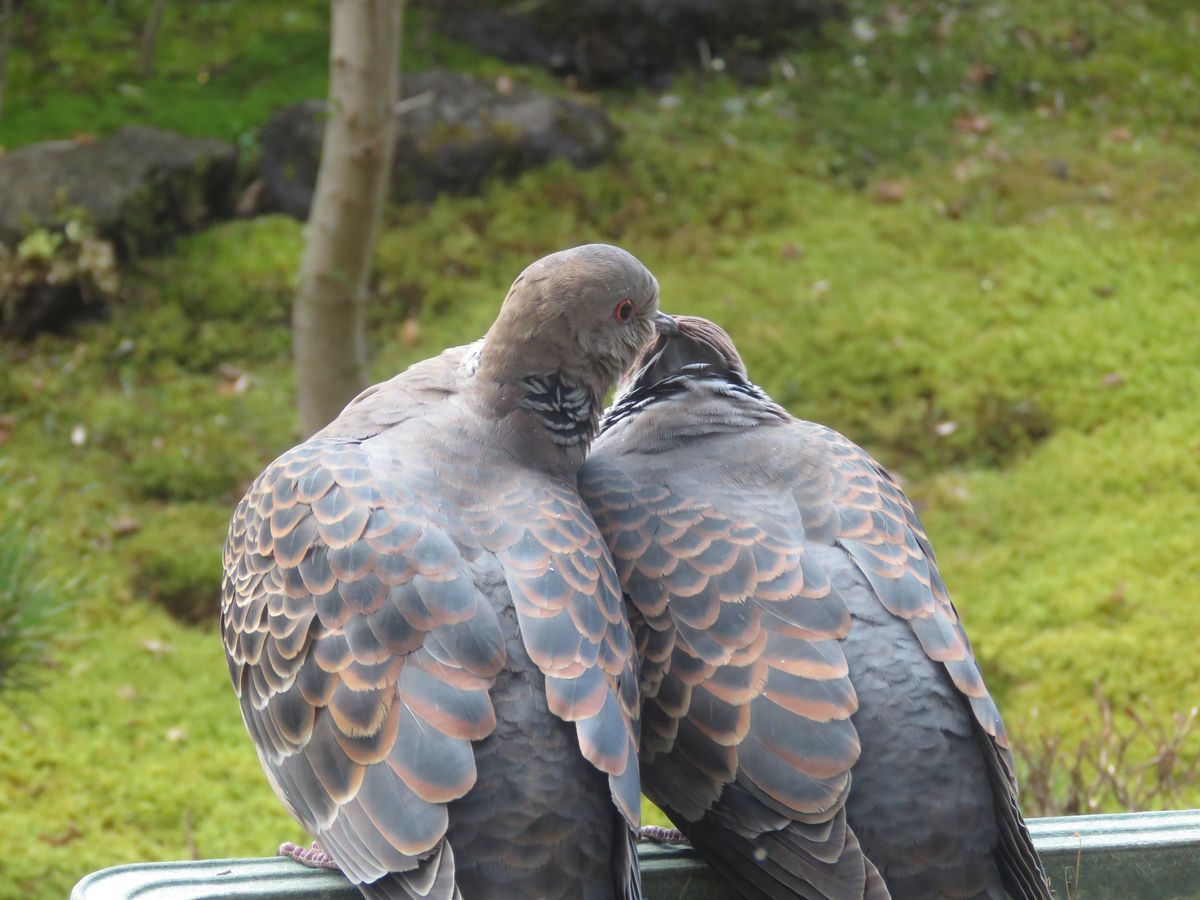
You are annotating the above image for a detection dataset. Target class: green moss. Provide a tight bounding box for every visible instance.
[922,409,1200,739]
[141,216,301,323]
[1,2,326,148]
[2,0,1200,895]
[124,505,228,623]
[422,120,479,152]
[0,5,521,152]
[0,590,305,898]
[124,431,246,503]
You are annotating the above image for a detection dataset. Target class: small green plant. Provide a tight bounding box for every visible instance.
[0,213,120,333]
[1015,682,1200,817]
[0,519,67,700]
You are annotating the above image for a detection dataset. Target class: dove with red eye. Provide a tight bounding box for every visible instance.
[222,245,675,900]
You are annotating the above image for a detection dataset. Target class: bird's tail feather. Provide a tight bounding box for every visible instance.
[684,809,889,900]
[357,840,461,900]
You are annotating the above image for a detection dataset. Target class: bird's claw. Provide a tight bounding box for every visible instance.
[639,825,690,845]
[277,840,341,870]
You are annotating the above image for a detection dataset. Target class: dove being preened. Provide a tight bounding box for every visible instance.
[580,316,1052,900]
[221,245,677,900]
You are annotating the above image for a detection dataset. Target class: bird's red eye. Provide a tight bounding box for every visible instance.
[614,298,635,323]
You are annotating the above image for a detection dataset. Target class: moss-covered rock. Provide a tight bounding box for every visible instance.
[0,216,120,340]
[420,0,841,87]
[0,126,240,339]
[0,126,239,255]
[260,69,617,217]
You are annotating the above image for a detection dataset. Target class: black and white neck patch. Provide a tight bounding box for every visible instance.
[519,373,598,446]
[600,363,773,434]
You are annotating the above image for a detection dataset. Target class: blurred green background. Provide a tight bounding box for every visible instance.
[1,1,1197,897]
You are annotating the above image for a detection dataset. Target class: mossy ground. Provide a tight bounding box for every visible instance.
[2,1,1199,897]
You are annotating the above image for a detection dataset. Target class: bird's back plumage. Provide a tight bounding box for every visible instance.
[581,316,1051,900]
[223,245,665,900]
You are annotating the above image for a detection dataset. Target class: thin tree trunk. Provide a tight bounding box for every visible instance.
[0,0,14,118]
[139,0,168,77]
[293,0,403,437]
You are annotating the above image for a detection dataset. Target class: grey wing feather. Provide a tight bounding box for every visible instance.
[582,458,874,899]
[496,477,642,827]
[222,438,504,896]
[790,422,1051,900]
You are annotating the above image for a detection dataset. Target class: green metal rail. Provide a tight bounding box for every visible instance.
[71,809,1200,899]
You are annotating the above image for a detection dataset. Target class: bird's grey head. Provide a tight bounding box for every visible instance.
[620,314,748,390]
[601,314,782,442]
[479,244,675,397]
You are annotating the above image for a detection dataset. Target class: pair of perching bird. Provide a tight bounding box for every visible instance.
[221,245,1053,900]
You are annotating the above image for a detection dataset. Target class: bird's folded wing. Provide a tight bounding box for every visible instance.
[222,439,506,885]
[493,476,642,827]
[582,460,873,896]
[792,422,1051,900]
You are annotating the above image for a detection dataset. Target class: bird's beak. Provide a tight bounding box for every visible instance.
[653,311,679,335]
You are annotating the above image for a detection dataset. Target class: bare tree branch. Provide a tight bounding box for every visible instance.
[139,0,168,77]
[0,0,15,119]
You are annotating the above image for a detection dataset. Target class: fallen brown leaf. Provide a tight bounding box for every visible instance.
[1108,126,1133,143]
[874,180,907,203]
[401,317,421,346]
[955,112,992,135]
[110,515,142,537]
[218,363,252,396]
[939,198,968,220]
[41,823,83,847]
[964,62,996,87]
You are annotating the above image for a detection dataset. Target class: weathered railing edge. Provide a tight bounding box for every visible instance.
[1028,808,1200,852]
[71,809,1200,899]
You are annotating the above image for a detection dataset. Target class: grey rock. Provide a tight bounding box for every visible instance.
[0,126,237,340]
[259,69,618,219]
[0,126,239,255]
[419,0,841,87]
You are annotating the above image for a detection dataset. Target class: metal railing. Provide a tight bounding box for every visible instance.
[71,809,1200,899]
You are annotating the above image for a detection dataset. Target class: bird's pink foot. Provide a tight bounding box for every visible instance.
[639,825,690,845]
[278,840,341,870]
